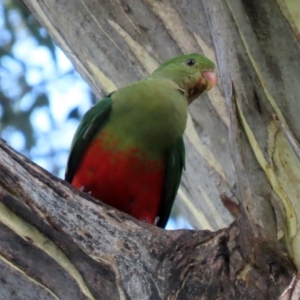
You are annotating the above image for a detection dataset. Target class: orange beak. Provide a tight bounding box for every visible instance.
[188,70,217,103]
[202,71,217,91]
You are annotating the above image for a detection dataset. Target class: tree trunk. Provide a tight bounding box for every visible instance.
[2,0,300,298]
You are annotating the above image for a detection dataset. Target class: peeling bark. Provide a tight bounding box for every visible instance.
[0,140,294,299]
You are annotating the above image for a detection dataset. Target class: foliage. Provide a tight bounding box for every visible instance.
[0,0,91,176]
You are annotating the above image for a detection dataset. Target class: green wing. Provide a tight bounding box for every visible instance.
[157,137,185,228]
[65,97,112,182]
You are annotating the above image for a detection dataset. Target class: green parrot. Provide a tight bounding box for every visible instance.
[65,53,216,228]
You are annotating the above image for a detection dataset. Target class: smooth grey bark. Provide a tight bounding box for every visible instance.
[22,0,235,231]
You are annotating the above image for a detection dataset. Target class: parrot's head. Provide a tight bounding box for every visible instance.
[151,53,216,103]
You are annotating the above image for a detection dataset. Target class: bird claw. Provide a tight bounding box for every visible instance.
[154,216,160,225]
[80,186,92,195]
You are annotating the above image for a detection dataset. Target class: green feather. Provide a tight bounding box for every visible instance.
[65,97,112,182]
[157,137,185,228]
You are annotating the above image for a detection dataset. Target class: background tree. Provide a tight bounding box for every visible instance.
[1,0,300,299]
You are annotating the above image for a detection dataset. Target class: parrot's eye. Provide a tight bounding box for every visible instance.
[186,59,195,66]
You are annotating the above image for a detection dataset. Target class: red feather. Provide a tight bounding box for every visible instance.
[72,131,166,224]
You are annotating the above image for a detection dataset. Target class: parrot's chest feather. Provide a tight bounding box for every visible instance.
[72,131,165,224]
[106,79,188,152]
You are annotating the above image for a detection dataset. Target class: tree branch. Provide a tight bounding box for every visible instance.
[0,139,294,299]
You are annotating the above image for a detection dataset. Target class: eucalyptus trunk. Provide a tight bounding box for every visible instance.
[1,0,300,298]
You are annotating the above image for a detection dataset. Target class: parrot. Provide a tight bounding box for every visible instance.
[65,53,216,228]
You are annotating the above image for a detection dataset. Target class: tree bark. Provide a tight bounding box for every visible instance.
[4,0,300,298]
[22,0,235,231]
[0,139,294,299]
